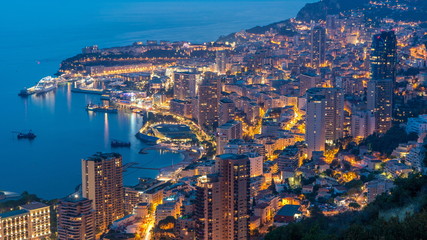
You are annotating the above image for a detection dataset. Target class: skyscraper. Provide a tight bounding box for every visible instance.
[370,31,397,81]
[367,79,394,133]
[173,72,200,100]
[82,152,124,232]
[305,87,344,155]
[196,73,220,128]
[219,98,236,126]
[310,26,326,68]
[368,31,397,133]
[305,95,326,158]
[215,51,228,74]
[58,196,95,240]
[195,154,250,240]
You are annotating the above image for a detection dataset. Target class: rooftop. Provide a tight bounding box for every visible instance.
[277,205,302,217]
[0,209,28,218]
[20,201,48,210]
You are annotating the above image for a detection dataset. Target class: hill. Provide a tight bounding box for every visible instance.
[265,174,427,240]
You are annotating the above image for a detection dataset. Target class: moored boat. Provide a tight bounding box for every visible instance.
[17,131,36,140]
[86,103,118,113]
[111,140,131,148]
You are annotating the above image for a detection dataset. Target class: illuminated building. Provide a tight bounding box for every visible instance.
[305,88,344,157]
[370,31,397,82]
[0,202,51,240]
[366,31,397,133]
[58,196,95,240]
[195,154,250,240]
[196,74,220,128]
[170,99,194,119]
[298,73,321,97]
[351,109,375,138]
[173,72,200,100]
[367,79,393,133]
[305,95,326,158]
[215,51,228,74]
[310,26,326,69]
[218,98,236,126]
[82,153,124,232]
[216,120,243,155]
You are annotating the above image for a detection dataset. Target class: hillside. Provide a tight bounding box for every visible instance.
[265,174,427,240]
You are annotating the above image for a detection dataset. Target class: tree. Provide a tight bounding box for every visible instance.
[349,202,361,209]
[269,179,278,195]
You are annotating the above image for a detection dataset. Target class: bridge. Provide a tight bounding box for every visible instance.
[122,162,161,171]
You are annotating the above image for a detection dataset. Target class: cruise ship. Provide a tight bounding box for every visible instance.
[33,76,57,95]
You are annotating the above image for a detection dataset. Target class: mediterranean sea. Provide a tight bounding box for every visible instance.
[0,0,314,199]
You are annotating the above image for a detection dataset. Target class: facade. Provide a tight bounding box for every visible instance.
[216,120,243,155]
[306,87,344,144]
[170,99,193,119]
[351,109,375,138]
[82,152,124,232]
[195,154,250,240]
[298,73,321,97]
[370,31,397,82]
[0,202,51,240]
[219,98,236,126]
[215,51,228,74]
[310,26,326,69]
[196,83,219,128]
[173,72,200,100]
[406,114,427,135]
[58,196,95,240]
[367,31,397,134]
[305,95,326,158]
[367,79,393,133]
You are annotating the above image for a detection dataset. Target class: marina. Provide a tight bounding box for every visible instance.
[86,103,118,113]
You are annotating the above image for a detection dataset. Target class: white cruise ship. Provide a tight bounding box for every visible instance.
[33,76,57,95]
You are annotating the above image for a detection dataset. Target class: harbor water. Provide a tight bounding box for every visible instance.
[0,0,314,199]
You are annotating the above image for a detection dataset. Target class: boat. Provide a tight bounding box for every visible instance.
[86,103,118,113]
[17,131,36,140]
[33,76,57,95]
[72,87,104,95]
[111,140,131,148]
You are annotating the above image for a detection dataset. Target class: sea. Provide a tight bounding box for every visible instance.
[0,0,314,199]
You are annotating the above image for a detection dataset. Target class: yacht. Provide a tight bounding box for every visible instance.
[33,76,57,95]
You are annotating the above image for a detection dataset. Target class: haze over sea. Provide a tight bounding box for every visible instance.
[0,0,314,199]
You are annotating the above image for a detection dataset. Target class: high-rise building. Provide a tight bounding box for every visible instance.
[370,31,397,82]
[305,95,326,158]
[219,98,236,125]
[173,72,200,100]
[298,73,321,97]
[216,120,243,155]
[195,154,250,240]
[326,15,339,36]
[368,31,397,133]
[351,109,375,139]
[196,74,220,128]
[58,196,95,240]
[215,51,228,74]
[306,88,344,146]
[310,26,326,68]
[367,79,394,133]
[0,202,51,240]
[82,153,124,232]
